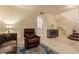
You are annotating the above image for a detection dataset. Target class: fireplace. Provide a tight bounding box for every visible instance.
[47,29,58,38]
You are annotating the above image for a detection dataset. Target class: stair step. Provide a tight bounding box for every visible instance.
[73,33,79,35]
[70,35,79,38]
[68,36,79,41]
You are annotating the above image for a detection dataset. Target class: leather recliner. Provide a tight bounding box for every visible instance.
[24,28,40,49]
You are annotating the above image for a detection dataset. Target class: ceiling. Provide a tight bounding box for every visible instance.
[0,5,77,24]
[14,5,77,15]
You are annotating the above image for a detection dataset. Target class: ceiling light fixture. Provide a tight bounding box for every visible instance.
[40,12,44,15]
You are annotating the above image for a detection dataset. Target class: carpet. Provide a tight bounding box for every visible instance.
[18,44,59,54]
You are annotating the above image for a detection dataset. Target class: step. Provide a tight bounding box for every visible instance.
[73,33,79,35]
[70,35,79,38]
[68,36,79,41]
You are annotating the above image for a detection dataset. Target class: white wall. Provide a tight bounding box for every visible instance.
[0,6,37,46]
[46,8,79,38]
[0,21,6,33]
[15,14,37,46]
[46,14,57,29]
[56,8,79,36]
[0,13,37,47]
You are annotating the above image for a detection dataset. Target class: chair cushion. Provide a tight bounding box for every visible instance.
[25,33,36,39]
[0,40,16,47]
[28,37,39,44]
[0,40,16,54]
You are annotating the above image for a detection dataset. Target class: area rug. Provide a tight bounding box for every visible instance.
[18,44,59,54]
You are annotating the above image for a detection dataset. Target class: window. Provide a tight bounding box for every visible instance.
[37,15,43,36]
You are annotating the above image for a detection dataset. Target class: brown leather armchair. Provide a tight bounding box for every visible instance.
[24,28,40,49]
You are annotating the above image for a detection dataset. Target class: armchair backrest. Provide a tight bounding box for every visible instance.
[24,28,36,39]
[0,33,17,44]
[24,28,35,34]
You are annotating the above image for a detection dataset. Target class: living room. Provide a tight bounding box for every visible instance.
[0,5,79,54]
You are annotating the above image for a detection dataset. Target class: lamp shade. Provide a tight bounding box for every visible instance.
[6,24,14,30]
[5,24,15,33]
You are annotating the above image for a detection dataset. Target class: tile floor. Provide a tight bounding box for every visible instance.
[41,37,79,54]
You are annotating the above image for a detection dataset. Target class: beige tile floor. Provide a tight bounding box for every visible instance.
[41,36,79,54]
